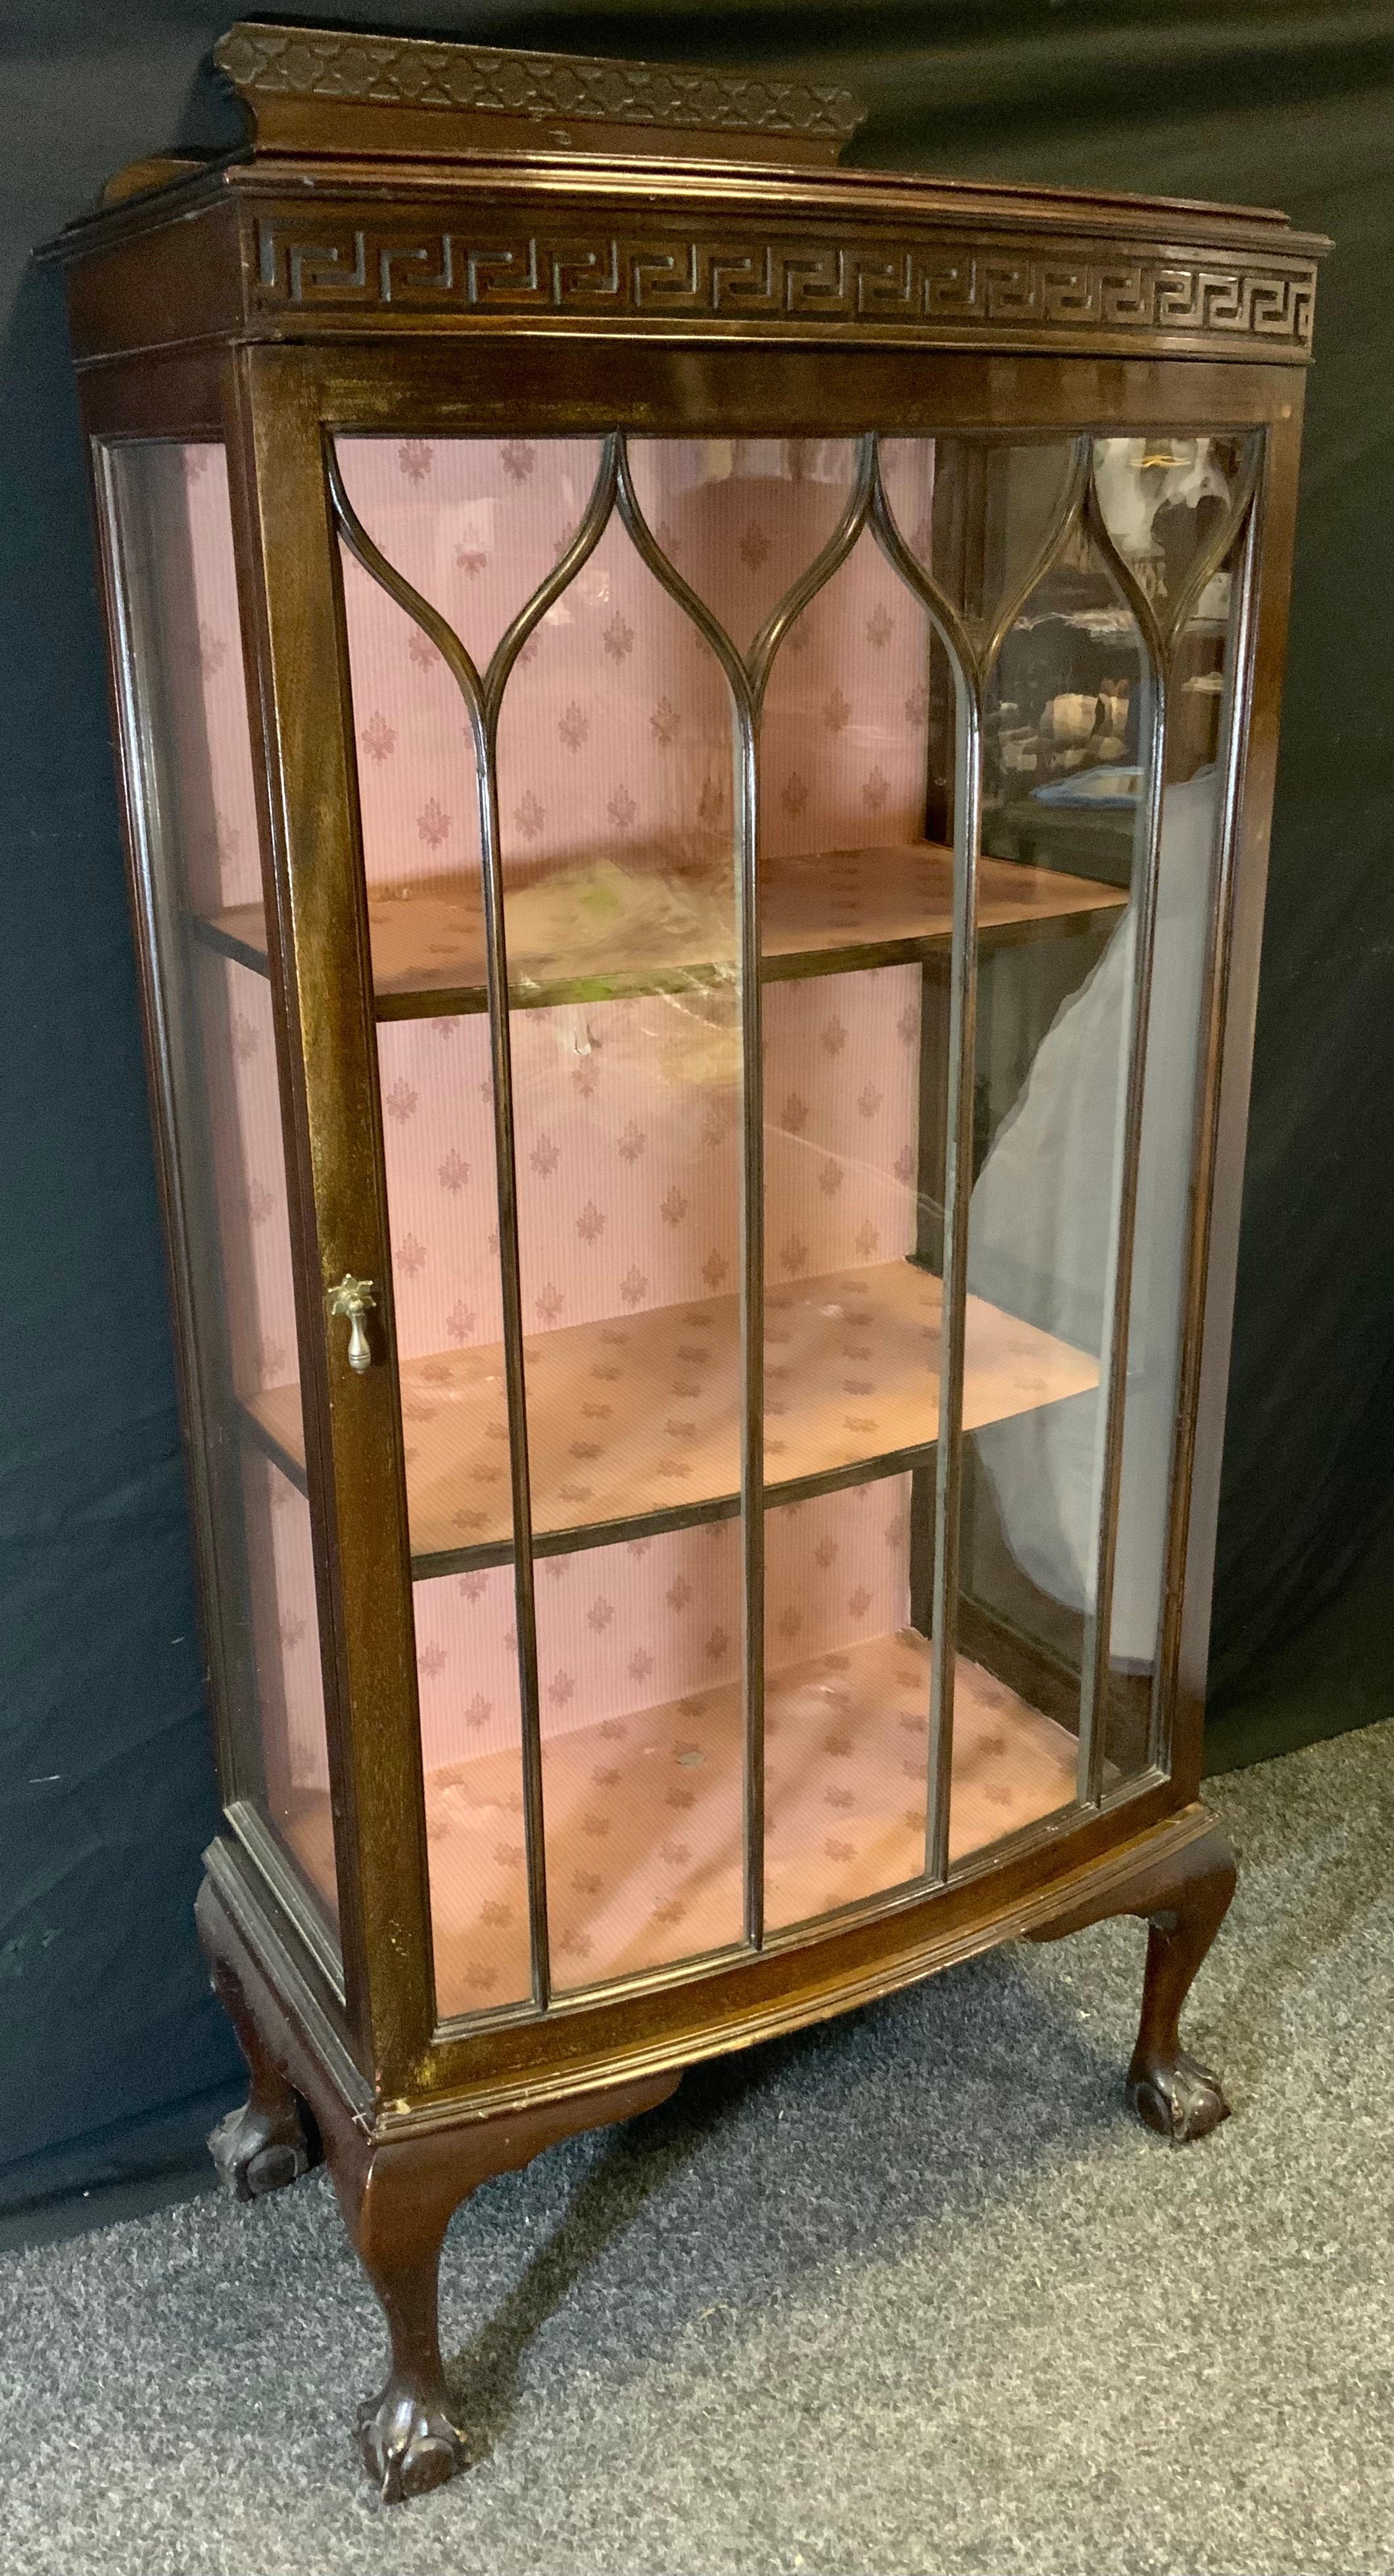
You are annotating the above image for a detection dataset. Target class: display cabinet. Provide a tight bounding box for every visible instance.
[47,22,1324,2499]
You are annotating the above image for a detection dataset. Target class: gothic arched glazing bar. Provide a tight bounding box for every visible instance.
[327,433,621,2016]
[872,437,1092,1882]
[1075,436,1263,1808]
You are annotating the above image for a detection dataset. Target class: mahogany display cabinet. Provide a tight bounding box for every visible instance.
[46,22,1324,2501]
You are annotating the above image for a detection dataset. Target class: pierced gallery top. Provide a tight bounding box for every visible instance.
[43,20,1324,2502]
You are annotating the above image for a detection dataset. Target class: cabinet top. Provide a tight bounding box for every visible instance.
[204,20,868,169]
[43,20,1328,370]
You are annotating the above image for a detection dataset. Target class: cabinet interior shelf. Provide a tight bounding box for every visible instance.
[245,1257,1098,1576]
[282,1626,1082,2016]
[197,840,1127,1017]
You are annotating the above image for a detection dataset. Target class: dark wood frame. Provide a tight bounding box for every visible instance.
[44,29,1321,2498]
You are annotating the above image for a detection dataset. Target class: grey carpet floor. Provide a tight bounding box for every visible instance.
[2,1722,1391,2576]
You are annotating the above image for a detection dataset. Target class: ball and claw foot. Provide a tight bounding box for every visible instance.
[357,2383,467,2504]
[208,2093,313,2201]
[1128,2046,1230,2145]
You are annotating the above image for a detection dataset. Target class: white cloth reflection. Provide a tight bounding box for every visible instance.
[967,769,1218,1665]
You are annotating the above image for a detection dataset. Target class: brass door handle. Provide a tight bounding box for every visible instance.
[327,1273,376,1373]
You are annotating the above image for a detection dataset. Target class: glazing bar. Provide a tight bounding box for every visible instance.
[471,733,552,2005]
[736,709,765,1946]
[925,671,983,1881]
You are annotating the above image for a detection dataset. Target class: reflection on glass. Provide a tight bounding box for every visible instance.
[881,437,1076,630]
[105,443,335,1929]
[1102,505,1243,1776]
[954,503,1147,1842]
[948,439,1241,1832]
[1092,437,1243,615]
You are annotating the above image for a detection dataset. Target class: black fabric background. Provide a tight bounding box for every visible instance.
[3,1,1392,2210]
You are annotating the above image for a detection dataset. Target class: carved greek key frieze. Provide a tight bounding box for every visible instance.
[252,219,1316,354]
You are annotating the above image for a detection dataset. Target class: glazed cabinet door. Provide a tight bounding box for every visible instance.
[262,400,1261,2049]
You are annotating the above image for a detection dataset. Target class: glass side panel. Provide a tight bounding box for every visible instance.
[104,442,336,1932]
[1093,436,1246,614]
[408,1561,529,2018]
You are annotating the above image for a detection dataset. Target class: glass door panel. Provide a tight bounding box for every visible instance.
[407,1561,531,2020]
[494,487,748,1989]
[333,435,618,2015]
[329,422,1251,2020]
[103,443,336,1930]
[757,491,941,1925]
[627,437,859,656]
[764,1476,923,1932]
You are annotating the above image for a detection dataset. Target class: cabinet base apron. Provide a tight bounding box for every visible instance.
[197,1802,1236,2504]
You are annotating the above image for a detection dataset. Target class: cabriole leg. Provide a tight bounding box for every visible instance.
[207,1954,316,2200]
[345,2147,468,2504]
[331,2085,680,2502]
[1126,1826,1238,2143]
[1028,1813,1238,2145]
[197,1873,681,2501]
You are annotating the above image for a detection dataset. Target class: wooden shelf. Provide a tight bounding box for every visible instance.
[284,1629,1080,2014]
[247,1257,1097,1574]
[197,841,1126,1017]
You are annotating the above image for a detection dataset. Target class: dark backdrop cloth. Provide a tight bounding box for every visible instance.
[3,0,1392,2210]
